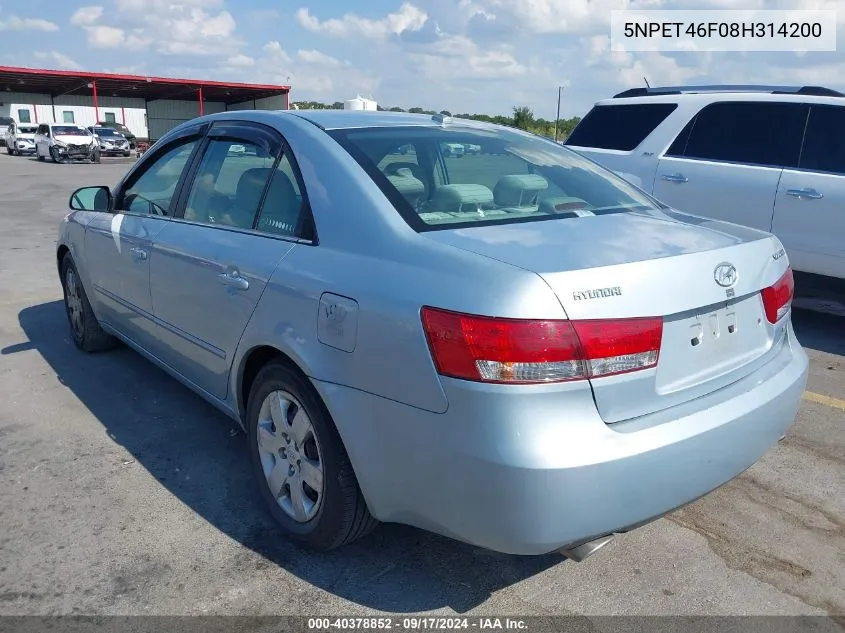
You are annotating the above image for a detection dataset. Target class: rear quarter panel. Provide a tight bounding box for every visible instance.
[228,112,566,417]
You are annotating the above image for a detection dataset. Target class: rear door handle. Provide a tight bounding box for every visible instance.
[661,173,688,183]
[217,270,249,291]
[130,247,148,261]
[786,188,823,200]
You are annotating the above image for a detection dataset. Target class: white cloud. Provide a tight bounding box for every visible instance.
[296,3,427,39]
[225,54,255,67]
[115,0,223,9]
[86,25,126,47]
[72,1,241,56]
[0,16,59,31]
[70,6,103,26]
[296,49,347,68]
[34,51,82,70]
[263,41,292,64]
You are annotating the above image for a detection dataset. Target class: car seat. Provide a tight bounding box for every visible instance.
[432,184,494,213]
[386,168,426,209]
[493,174,549,211]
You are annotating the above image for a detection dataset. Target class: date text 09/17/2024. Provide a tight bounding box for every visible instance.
[307,617,529,630]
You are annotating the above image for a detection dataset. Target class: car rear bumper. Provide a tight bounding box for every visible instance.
[314,321,808,555]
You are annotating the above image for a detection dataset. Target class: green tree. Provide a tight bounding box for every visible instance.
[512,106,534,130]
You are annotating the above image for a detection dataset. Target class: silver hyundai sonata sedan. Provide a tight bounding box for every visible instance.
[57,110,808,559]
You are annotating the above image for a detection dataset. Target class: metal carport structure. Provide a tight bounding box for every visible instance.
[0,66,290,143]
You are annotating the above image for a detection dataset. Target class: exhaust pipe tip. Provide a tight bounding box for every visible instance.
[559,534,614,562]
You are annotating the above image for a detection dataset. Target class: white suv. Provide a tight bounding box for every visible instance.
[566,85,845,280]
[34,123,99,163]
[5,121,38,155]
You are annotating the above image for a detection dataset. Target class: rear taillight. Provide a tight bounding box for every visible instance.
[420,307,663,384]
[761,267,794,324]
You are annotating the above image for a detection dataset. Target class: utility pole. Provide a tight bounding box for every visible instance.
[553,85,562,142]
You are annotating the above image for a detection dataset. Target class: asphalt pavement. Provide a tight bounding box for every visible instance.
[0,152,842,617]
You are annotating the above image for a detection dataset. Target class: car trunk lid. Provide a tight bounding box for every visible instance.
[425,209,791,423]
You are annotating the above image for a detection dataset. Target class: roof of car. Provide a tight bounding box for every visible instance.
[600,84,845,107]
[287,109,497,131]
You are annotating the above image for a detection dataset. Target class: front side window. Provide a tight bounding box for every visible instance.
[119,139,198,215]
[799,105,845,176]
[330,125,661,231]
[17,109,31,124]
[565,103,677,151]
[676,101,807,168]
[183,138,277,229]
[62,111,75,124]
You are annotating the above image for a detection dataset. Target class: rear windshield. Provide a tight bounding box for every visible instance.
[329,124,660,231]
[565,103,677,151]
[53,126,87,136]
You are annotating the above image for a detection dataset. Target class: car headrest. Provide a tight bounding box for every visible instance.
[432,184,494,213]
[493,174,549,207]
[387,169,426,207]
[235,167,273,212]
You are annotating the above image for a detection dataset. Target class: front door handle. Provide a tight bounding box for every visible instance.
[217,271,249,291]
[661,173,688,183]
[130,247,148,261]
[786,188,823,200]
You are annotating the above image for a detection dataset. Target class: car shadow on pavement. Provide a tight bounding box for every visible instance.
[4,300,562,614]
[792,308,845,357]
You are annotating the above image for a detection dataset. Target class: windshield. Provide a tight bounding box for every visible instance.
[18,126,38,134]
[93,127,121,137]
[329,124,662,231]
[53,126,88,136]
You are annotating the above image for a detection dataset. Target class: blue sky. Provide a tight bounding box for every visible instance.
[0,0,843,119]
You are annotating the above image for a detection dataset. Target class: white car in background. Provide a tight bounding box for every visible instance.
[566,84,845,280]
[34,123,99,163]
[4,121,38,155]
[87,126,131,157]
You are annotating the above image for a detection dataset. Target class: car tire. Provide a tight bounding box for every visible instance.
[50,146,62,163]
[60,253,118,353]
[123,152,131,157]
[5,146,11,155]
[247,360,378,551]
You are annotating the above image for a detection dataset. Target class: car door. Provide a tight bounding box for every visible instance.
[148,120,301,399]
[772,104,845,278]
[34,124,47,156]
[651,101,808,231]
[84,125,205,350]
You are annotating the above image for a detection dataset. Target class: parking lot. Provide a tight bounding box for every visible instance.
[0,151,843,617]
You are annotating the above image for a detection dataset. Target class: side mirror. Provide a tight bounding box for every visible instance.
[69,186,112,212]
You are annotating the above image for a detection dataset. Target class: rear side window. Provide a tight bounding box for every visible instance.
[799,105,845,176]
[675,102,808,169]
[183,138,277,229]
[565,103,677,151]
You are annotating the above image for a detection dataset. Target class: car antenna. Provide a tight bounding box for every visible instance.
[644,76,651,88]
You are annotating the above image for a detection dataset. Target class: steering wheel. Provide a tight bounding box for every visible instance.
[124,193,168,216]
